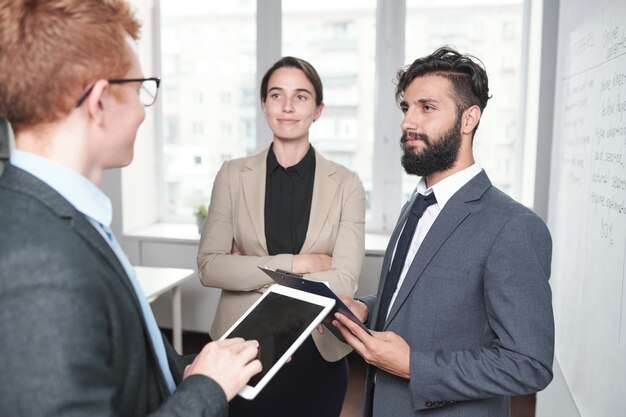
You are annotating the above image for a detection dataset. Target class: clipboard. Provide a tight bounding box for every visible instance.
[258,266,371,343]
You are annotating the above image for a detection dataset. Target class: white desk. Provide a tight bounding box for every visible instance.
[134,266,194,354]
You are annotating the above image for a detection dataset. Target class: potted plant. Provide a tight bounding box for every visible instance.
[193,204,208,234]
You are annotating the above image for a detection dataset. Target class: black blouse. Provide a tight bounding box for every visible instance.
[264,144,315,255]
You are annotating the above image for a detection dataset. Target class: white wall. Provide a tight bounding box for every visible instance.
[536,361,580,417]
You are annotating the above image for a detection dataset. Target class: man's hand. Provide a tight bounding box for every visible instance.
[292,253,332,274]
[318,295,367,334]
[183,338,262,400]
[339,295,369,323]
[333,312,410,379]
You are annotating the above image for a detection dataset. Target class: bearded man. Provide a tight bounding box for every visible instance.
[333,46,555,417]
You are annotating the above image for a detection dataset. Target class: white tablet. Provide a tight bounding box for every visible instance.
[219,284,335,400]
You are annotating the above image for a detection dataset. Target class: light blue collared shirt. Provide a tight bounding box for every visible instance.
[11,150,113,225]
[10,150,176,393]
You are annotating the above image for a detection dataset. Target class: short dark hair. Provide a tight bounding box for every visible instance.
[396,46,491,117]
[260,56,323,106]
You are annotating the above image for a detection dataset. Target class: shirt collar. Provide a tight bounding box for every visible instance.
[266,145,281,175]
[415,163,483,209]
[266,144,315,179]
[11,150,113,226]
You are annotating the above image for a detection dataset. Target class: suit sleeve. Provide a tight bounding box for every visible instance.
[152,376,228,417]
[306,170,365,299]
[197,160,292,292]
[408,212,554,409]
[357,294,377,327]
[0,260,227,417]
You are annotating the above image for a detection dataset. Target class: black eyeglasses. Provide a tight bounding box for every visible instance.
[75,77,161,108]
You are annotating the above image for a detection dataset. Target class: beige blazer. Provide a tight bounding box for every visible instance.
[197,148,365,362]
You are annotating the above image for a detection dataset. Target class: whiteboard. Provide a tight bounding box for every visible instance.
[548,1,626,416]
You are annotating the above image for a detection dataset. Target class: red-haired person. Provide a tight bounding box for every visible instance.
[0,1,260,416]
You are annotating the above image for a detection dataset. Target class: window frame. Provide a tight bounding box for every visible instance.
[146,0,534,234]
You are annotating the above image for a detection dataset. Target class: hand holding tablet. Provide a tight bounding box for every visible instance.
[219,283,335,400]
[184,338,262,400]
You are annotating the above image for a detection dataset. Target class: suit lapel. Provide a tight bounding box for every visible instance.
[384,171,492,328]
[57,178,170,397]
[71,215,134,293]
[3,165,167,391]
[239,148,338,255]
[241,150,269,253]
[301,151,338,253]
[4,165,132,291]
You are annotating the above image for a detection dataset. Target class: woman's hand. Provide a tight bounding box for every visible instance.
[292,253,332,274]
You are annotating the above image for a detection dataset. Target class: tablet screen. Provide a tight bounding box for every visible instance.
[225,291,325,387]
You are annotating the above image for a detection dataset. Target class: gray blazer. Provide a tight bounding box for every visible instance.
[361,170,554,417]
[0,164,227,417]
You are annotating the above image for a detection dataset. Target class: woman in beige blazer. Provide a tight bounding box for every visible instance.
[197,57,365,417]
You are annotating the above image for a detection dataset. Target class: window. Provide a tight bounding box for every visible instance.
[220,92,232,105]
[191,122,203,137]
[159,0,256,219]
[282,0,377,219]
[503,20,516,41]
[220,123,232,137]
[155,0,528,229]
[164,117,179,144]
[470,22,485,41]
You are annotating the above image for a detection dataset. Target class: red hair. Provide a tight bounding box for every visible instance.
[0,0,142,133]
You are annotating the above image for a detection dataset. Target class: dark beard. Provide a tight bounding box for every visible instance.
[400,114,462,177]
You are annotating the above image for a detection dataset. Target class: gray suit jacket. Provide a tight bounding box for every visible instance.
[0,164,227,417]
[361,170,554,417]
